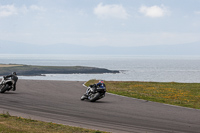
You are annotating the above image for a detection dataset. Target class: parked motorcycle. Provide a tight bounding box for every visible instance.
[81,85,106,102]
[0,76,14,93]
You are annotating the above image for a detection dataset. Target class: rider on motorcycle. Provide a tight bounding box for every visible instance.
[4,72,18,91]
[85,80,106,97]
[96,80,106,88]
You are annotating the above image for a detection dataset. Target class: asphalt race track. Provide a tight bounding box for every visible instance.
[0,80,200,133]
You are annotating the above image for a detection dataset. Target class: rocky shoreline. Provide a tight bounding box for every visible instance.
[0,64,119,76]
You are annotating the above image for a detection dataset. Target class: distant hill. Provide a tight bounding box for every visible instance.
[0,40,200,55]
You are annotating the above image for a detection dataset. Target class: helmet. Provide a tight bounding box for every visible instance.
[99,80,104,83]
[12,72,17,75]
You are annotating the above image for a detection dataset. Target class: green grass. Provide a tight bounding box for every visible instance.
[85,80,200,109]
[0,112,108,133]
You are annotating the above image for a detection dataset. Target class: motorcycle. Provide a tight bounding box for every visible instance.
[81,85,106,102]
[0,76,14,93]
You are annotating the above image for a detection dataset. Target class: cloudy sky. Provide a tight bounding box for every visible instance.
[0,0,200,47]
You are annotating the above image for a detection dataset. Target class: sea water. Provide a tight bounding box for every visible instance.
[0,54,200,83]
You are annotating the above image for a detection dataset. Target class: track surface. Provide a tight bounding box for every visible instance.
[0,80,200,133]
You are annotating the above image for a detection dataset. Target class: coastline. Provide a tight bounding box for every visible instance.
[1,55,200,83]
[0,64,120,76]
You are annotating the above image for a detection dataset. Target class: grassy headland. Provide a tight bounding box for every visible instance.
[85,80,200,109]
[0,112,108,133]
[0,64,23,67]
[0,64,119,76]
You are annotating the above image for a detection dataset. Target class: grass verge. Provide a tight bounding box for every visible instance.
[0,112,108,133]
[85,80,200,109]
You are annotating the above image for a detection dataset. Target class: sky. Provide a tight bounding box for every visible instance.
[0,0,200,47]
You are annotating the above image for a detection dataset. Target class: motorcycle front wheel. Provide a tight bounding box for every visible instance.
[89,92,100,102]
[81,95,87,100]
[0,84,8,93]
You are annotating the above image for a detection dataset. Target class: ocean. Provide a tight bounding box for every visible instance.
[1,54,200,83]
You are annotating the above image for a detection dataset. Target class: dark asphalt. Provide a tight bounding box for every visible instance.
[0,80,200,133]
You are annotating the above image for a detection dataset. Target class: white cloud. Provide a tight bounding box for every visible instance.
[94,3,129,19]
[0,5,17,17]
[139,5,169,18]
[0,4,46,18]
[30,5,46,11]
[194,11,200,15]
[20,5,29,14]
